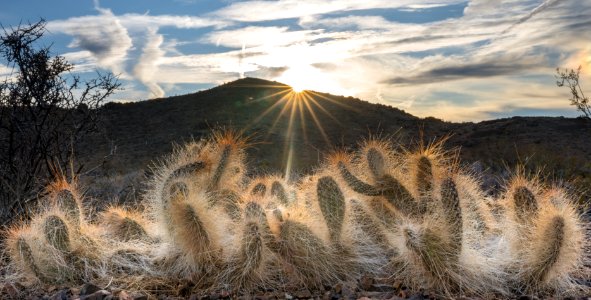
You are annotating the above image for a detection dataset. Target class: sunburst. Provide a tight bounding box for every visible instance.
[242,83,356,179]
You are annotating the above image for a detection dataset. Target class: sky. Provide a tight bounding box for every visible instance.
[1,0,590,121]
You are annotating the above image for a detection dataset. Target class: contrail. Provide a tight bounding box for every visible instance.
[501,0,564,34]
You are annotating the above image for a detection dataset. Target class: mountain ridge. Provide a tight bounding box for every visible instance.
[80,77,591,198]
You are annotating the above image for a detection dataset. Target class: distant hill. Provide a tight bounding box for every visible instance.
[79,77,591,198]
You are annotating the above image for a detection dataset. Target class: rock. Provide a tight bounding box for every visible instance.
[408,293,426,300]
[358,291,395,299]
[80,289,111,300]
[80,283,101,296]
[285,293,294,300]
[49,289,69,300]
[129,293,148,300]
[370,285,396,293]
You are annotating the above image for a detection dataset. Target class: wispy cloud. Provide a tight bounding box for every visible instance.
[48,6,132,75]
[133,28,165,98]
[212,0,465,22]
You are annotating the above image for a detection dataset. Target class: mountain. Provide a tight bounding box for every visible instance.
[79,77,591,198]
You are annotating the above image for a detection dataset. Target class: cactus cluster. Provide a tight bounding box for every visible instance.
[3,131,590,297]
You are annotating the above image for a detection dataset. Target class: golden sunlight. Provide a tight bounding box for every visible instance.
[244,84,353,179]
[275,65,353,96]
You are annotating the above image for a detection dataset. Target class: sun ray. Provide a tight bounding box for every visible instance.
[301,94,331,146]
[296,92,309,143]
[302,92,342,126]
[308,90,359,113]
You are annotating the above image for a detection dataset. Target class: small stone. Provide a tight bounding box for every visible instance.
[80,289,111,300]
[285,293,294,300]
[49,289,69,300]
[118,290,131,300]
[220,290,231,298]
[80,283,102,296]
[371,285,396,293]
[359,292,394,299]
[131,293,148,300]
[408,293,425,300]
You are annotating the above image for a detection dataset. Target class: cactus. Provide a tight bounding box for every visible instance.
[237,221,264,274]
[210,189,243,221]
[2,131,590,298]
[6,227,45,281]
[337,161,381,196]
[211,145,231,190]
[349,199,392,254]
[55,189,81,227]
[270,180,290,205]
[43,215,71,253]
[528,215,565,285]
[103,207,150,242]
[402,225,457,291]
[513,186,538,224]
[380,174,424,217]
[250,182,267,196]
[415,155,433,198]
[168,192,225,271]
[16,237,40,277]
[440,177,462,251]
[366,147,385,179]
[277,220,338,287]
[316,176,346,244]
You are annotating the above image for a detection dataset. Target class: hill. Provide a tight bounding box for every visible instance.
[79,77,591,200]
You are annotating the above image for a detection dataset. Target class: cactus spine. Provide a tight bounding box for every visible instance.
[43,215,71,253]
[270,181,289,205]
[316,176,346,244]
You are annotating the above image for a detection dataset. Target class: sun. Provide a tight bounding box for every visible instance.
[275,65,352,96]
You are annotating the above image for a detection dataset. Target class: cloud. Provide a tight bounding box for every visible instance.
[384,61,537,85]
[501,0,564,34]
[212,0,465,22]
[133,28,165,98]
[37,0,591,120]
[47,7,133,75]
[203,26,326,48]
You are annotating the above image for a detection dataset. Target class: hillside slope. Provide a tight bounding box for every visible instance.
[80,77,591,196]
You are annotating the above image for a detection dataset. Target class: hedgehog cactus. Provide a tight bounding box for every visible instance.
[2,131,589,298]
[43,215,71,253]
[102,207,150,242]
[316,176,346,244]
[504,178,588,295]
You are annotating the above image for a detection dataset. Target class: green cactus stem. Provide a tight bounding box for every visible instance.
[43,215,71,253]
[317,176,346,243]
[271,181,290,205]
